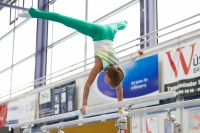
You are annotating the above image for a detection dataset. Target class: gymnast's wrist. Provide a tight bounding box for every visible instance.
[82,102,87,106]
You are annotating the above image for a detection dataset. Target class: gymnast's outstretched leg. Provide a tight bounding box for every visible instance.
[18,7,96,37]
[18,8,128,41]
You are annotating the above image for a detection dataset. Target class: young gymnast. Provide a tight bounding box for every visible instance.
[18,8,127,115]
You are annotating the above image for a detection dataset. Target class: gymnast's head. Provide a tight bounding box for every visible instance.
[104,66,124,89]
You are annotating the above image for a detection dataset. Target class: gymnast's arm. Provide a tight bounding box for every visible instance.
[80,57,102,114]
[116,84,124,113]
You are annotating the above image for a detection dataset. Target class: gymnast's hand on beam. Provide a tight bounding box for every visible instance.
[80,105,88,115]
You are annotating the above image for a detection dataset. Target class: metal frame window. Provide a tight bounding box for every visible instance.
[9,0,25,25]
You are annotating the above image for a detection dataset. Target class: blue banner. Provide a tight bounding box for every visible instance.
[97,54,158,98]
[39,81,76,119]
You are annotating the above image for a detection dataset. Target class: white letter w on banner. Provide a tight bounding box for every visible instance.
[166,43,196,77]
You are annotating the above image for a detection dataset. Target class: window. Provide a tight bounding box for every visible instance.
[13,19,37,64]
[11,57,35,97]
[46,48,52,84]
[0,33,13,71]
[0,69,11,100]
[157,0,200,43]
[50,0,85,43]
[88,0,131,22]
[48,4,54,46]
[24,0,32,8]
[9,0,18,25]
[49,34,85,82]
[0,8,14,37]
[86,37,94,70]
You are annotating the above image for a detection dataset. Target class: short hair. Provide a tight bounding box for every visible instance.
[107,66,124,88]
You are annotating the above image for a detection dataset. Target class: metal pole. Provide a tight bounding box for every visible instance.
[84,0,88,71]
[145,0,158,47]
[41,113,120,131]
[34,0,49,88]
[140,0,145,49]
[0,2,28,11]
